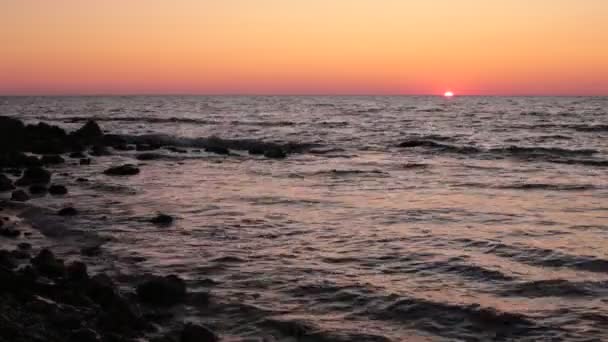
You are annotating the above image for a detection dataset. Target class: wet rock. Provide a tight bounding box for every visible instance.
[113,143,135,151]
[150,213,174,225]
[16,166,52,185]
[180,323,218,342]
[137,275,187,306]
[80,158,92,165]
[77,177,89,182]
[11,189,30,202]
[136,143,160,151]
[0,174,15,191]
[58,207,78,216]
[136,153,164,161]
[81,245,102,257]
[67,261,89,281]
[0,250,17,269]
[90,145,111,156]
[29,184,48,195]
[49,184,68,195]
[69,151,87,159]
[72,120,103,142]
[264,147,287,159]
[167,146,187,154]
[32,249,66,278]
[18,242,32,250]
[204,146,230,155]
[0,227,21,238]
[104,164,140,176]
[247,147,265,155]
[11,249,30,259]
[69,328,100,342]
[0,116,26,151]
[41,154,65,165]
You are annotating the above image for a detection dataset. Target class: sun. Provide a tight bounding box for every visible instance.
[444,91,454,98]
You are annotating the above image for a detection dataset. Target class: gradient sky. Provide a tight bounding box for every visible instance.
[2,0,608,95]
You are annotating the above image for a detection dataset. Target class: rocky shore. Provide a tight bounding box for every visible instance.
[0,116,282,342]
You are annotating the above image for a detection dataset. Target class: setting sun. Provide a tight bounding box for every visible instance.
[444,91,455,98]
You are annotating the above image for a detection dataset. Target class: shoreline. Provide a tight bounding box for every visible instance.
[0,116,227,342]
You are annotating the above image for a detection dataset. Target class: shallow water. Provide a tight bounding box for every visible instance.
[2,96,608,341]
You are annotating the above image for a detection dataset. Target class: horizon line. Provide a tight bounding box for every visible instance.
[1,93,607,97]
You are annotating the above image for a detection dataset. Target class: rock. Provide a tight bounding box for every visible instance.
[136,144,160,151]
[167,146,187,153]
[0,227,21,238]
[264,147,287,159]
[0,174,15,191]
[41,154,65,165]
[104,164,140,176]
[58,207,78,216]
[15,166,51,185]
[0,250,17,269]
[72,120,103,141]
[80,158,92,165]
[69,151,87,159]
[29,184,48,195]
[49,184,68,195]
[136,153,164,161]
[18,242,32,250]
[150,214,174,225]
[11,190,30,202]
[90,145,111,156]
[76,177,89,182]
[181,323,218,342]
[204,146,230,155]
[81,245,102,257]
[247,147,265,155]
[69,328,100,342]
[66,261,89,281]
[136,275,187,306]
[11,249,30,259]
[113,143,135,151]
[32,249,66,278]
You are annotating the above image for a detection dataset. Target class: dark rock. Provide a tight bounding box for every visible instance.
[180,323,218,342]
[104,164,140,176]
[69,328,100,342]
[87,274,116,303]
[11,189,30,202]
[113,143,135,151]
[16,166,52,185]
[0,250,17,269]
[18,242,32,250]
[32,249,66,278]
[29,184,48,195]
[66,261,89,281]
[264,147,287,159]
[0,174,15,191]
[136,144,160,151]
[137,275,187,306]
[167,146,187,153]
[69,151,87,159]
[11,249,30,259]
[58,207,78,216]
[0,116,26,152]
[90,145,111,156]
[5,168,22,177]
[49,184,68,195]
[204,146,230,155]
[80,158,92,165]
[0,227,21,238]
[76,177,89,182]
[247,147,265,155]
[72,120,103,142]
[136,153,164,161]
[41,154,65,165]
[150,214,174,225]
[81,245,102,257]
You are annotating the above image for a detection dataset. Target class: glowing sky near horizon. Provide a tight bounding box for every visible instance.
[1,0,608,95]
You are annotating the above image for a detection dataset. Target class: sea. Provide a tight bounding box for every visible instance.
[1,95,608,341]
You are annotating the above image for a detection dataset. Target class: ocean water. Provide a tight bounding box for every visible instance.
[1,96,608,341]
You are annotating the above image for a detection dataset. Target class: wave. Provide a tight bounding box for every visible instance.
[454,182,597,191]
[34,115,297,127]
[500,279,603,298]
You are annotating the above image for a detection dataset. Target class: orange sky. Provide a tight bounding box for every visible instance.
[1,0,608,95]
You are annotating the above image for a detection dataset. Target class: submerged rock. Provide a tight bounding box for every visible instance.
[0,227,21,238]
[11,190,30,202]
[0,174,15,192]
[104,164,140,176]
[264,147,287,159]
[58,207,78,216]
[204,146,230,155]
[41,154,65,165]
[150,213,174,225]
[136,275,187,306]
[180,323,218,342]
[29,184,48,195]
[136,153,164,161]
[49,184,68,195]
[81,245,102,257]
[16,166,51,185]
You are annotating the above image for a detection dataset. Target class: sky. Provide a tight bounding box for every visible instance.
[1,0,608,95]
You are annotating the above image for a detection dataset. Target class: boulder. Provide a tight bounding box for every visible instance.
[40,154,65,165]
[0,227,21,238]
[0,174,15,192]
[264,147,287,159]
[29,184,48,195]
[150,214,174,226]
[18,242,32,250]
[72,120,103,142]
[180,323,218,342]
[11,190,30,202]
[66,261,89,281]
[49,184,68,195]
[90,145,111,156]
[32,249,66,278]
[0,116,26,151]
[16,166,51,185]
[58,207,78,216]
[136,275,187,306]
[247,147,265,155]
[104,165,140,176]
[204,146,230,155]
